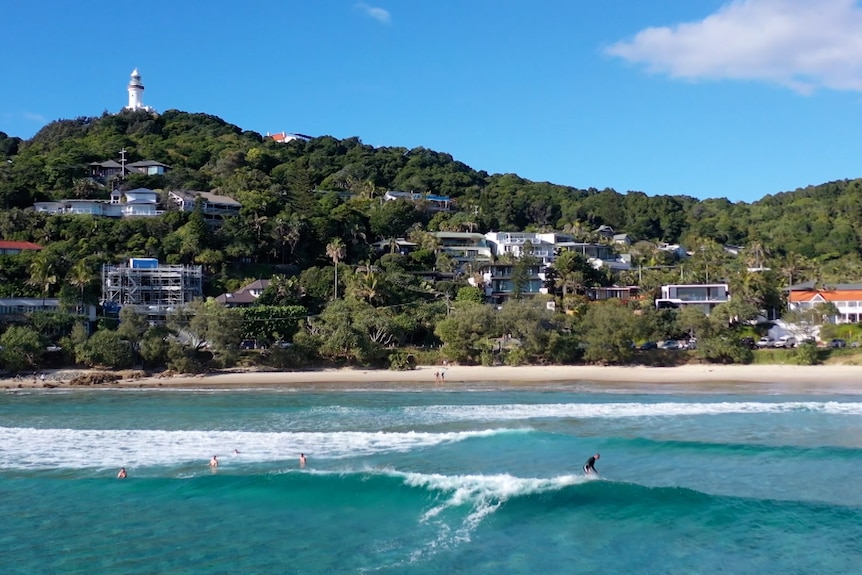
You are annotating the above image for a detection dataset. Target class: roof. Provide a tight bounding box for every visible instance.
[89,160,123,168]
[127,160,171,168]
[0,240,43,251]
[124,187,157,195]
[788,288,862,303]
[171,190,241,207]
[240,279,270,292]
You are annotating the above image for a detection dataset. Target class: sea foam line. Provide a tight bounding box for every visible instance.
[0,427,525,470]
[399,401,862,422]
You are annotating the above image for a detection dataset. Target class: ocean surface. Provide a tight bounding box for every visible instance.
[1,380,861,574]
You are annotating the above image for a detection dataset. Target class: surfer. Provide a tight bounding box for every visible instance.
[210,455,219,468]
[299,453,307,468]
[583,453,600,475]
[117,467,127,479]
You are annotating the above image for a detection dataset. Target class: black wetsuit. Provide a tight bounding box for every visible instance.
[583,456,598,475]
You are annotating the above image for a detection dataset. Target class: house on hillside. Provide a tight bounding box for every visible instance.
[34,188,162,218]
[474,262,547,303]
[432,232,493,268]
[371,238,418,256]
[267,132,312,143]
[383,190,453,212]
[88,160,125,180]
[655,283,730,314]
[215,279,271,308]
[0,297,97,322]
[787,282,862,324]
[168,190,241,224]
[127,160,171,176]
[0,240,43,255]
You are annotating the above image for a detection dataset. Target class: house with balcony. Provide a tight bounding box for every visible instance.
[655,283,730,314]
[432,232,493,269]
[474,262,547,303]
[485,232,557,266]
[787,282,862,324]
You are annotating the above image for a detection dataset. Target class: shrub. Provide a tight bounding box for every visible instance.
[791,342,820,365]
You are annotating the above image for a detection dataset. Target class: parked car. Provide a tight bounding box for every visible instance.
[774,335,797,348]
[756,336,775,348]
[660,340,681,351]
[740,337,756,349]
[639,341,658,350]
[830,338,847,348]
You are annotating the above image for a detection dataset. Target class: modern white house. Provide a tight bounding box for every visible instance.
[432,232,493,267]
[655,283,730,314]
[484,232,557,266]
[34,188,162,218]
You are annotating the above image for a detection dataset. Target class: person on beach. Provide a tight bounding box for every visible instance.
[299,453,307,468]
[117,467,127,479]
[583,453,600,475]
[210,455,219,468]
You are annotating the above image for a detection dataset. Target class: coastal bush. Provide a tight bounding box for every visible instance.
[387,351,416,371]
[0,326,46,371]
[77,329,134,369]
[504,347,529,367]
[791,342,820,365]
[694,336,753,364]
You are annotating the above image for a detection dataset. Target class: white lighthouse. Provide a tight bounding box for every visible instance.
[126,68,154,112]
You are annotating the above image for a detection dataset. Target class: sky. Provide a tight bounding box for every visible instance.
[3,0,862,203]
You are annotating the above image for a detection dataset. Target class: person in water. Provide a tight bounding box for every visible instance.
[117,467,127,479]
[210,455,219,468]
[299,453,307,468]
[583,453,600,475]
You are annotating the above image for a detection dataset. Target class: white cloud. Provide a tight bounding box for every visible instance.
[355,3,391,24]
[606,0,862,93]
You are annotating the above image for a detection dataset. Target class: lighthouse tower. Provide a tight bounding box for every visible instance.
[126,68,153,111]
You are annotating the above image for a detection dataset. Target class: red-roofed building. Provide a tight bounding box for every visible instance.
[787,283,862,323]
[0,240,43,255]
[267,131,312,144]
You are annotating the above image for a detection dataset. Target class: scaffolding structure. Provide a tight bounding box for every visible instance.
[102,259,203,317]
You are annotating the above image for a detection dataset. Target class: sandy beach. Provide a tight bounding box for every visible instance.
[5,364,862,393]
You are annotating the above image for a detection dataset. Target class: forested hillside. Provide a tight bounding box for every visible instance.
[1,109,861,372]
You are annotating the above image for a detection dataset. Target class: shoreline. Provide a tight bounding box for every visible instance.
[4,364,862,394]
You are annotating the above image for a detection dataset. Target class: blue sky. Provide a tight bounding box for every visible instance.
[3,0,862,203]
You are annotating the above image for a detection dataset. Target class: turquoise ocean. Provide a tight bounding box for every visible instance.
[1,380,861,574]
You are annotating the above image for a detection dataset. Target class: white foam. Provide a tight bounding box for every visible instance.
[401,401,862,422]
[0,427,520,470]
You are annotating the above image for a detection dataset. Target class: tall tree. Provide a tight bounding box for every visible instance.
[326,238,346,299]
[28,252,57,304]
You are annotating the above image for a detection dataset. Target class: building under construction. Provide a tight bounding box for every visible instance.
[102,258,203,319]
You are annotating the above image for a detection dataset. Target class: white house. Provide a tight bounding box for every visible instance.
[656,283,730,314]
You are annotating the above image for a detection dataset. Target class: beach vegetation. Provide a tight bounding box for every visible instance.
[0,325,46,371]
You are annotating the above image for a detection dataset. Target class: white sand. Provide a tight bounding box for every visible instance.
[5,364,862,394]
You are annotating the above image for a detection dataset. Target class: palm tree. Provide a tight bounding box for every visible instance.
[28,252,57,305]
[326,238,346,299]
[68,258,94,314]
